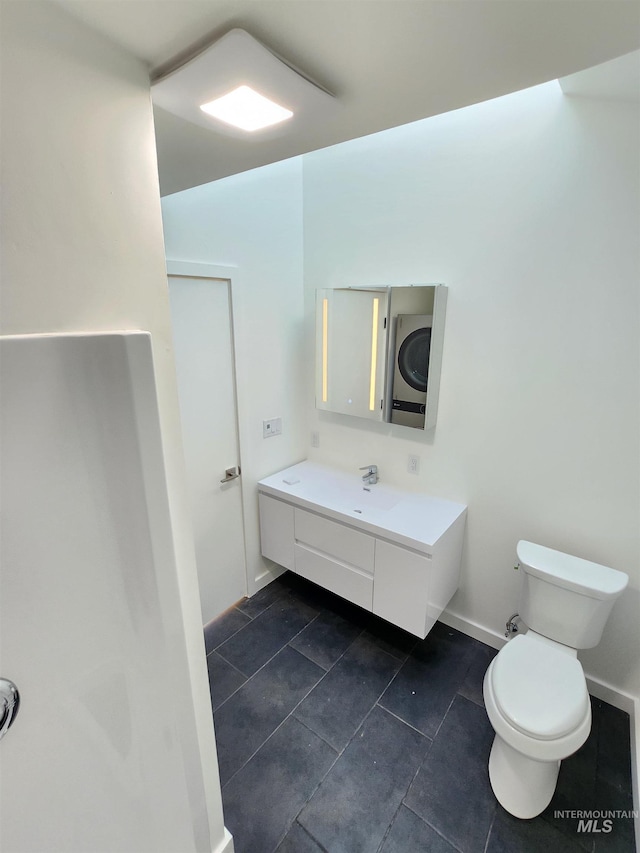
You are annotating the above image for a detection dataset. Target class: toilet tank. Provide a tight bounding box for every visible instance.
[517,541,628,649]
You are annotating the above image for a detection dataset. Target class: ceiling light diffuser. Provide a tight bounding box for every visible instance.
[200,85,293,131]
[151,28,336,138]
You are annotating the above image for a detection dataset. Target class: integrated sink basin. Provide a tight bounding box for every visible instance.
[338,484,400,514]
[271,462,401,518]
[351,488,399,513]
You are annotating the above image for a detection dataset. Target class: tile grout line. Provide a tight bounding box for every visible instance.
[208,583,290,654]
[375,702,436,742]
[288,622,366,672]
[209,652,248,681]
[374,725,441,853]
[295,822,330,853]
[456,685,486,709]
[205,614,253,655]
[272,720,344,853]
[294,716,346,757]
[430,692,460,743]
[207,654,252,711]
[290,821,331,853]
[374,800,404,853]
[482,807,498,853]
[401,802,467,853]
[234,581,290,619]
[380,725,436,852]
[212,647,255,682]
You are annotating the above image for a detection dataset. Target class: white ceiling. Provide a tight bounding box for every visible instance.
[55,0,640,196]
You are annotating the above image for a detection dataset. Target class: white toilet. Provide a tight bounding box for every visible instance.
[483,540,628,819]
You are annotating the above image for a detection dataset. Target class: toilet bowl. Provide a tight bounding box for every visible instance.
[483,541,628,819]
[483,632,591,818]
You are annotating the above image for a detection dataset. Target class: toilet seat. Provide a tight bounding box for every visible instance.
[491,635,589,740]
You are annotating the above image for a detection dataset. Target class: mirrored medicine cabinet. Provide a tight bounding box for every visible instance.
[315,284,447,430]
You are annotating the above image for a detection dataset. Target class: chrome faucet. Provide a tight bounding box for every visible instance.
[359,464,378,485]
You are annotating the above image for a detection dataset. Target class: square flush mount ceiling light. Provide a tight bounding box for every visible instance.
[151,29,337,137]
[200,85,293,131]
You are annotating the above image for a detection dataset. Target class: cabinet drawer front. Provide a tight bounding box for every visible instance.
[294,509,375,571]
[294,543,373,611]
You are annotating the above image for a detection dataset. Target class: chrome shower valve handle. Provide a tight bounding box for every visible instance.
[0,678,20,742]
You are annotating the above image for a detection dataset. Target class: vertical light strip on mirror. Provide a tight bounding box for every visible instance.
[322,298,329,403]
[369,298,379,411]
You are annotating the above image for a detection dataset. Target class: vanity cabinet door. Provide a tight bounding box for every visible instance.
[373,540,432,638]
[258,494,295,570]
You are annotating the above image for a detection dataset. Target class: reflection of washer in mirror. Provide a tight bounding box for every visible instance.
[391,314,432,428]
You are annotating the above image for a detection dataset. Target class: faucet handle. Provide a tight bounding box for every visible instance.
[359,464,377,472]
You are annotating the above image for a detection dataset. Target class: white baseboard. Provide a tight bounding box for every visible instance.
[252,562,285,594]
[212,827,234,853]
[584,676,636,716]
[439,608,506,651]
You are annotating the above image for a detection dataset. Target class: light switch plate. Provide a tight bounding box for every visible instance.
[263,417,282,438]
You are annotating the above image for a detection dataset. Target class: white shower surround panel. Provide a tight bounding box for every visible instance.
[0,331,230,852]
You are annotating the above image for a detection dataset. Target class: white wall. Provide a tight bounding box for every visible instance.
[0,3,229,850]
[161,160,306,593]
[303,82,640,701]
[158,78,639,703]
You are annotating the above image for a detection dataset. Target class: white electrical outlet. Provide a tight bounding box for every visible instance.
[408,454,420,474]
[311,431,320,448]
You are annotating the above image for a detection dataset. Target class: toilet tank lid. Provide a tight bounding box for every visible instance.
[517,541,628,600]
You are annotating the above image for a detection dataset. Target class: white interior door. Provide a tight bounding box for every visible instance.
[0,332,226,853]
[168,269,247,622]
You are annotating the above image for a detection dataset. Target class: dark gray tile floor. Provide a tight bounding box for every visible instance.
[205,572,636,853]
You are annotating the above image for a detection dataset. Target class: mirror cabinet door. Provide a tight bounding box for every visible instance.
[386,284,447,430]
[315,288,389,421]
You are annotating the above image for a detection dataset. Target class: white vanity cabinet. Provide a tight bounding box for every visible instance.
[258,461,467,639]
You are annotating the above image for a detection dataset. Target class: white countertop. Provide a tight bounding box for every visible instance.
[258,461,467,555]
